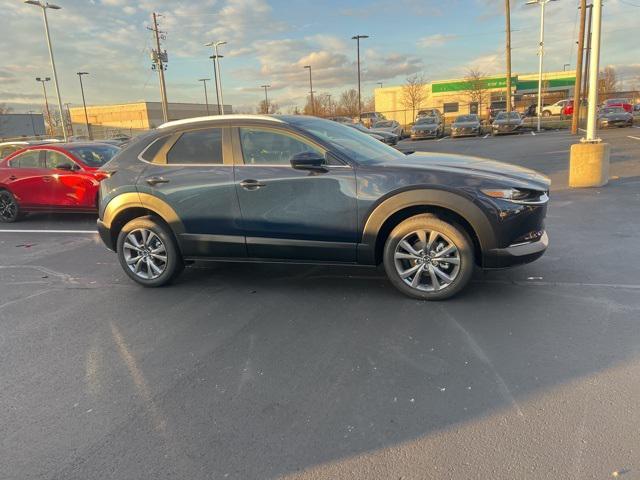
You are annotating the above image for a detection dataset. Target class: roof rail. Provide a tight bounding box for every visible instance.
[158,114,284,129]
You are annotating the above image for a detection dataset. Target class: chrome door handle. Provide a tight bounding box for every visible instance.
[146,176,169,186]
[239,179,266,190]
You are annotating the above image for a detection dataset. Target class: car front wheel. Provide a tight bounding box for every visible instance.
[0,190,21,223]
[383,215,474,300]
[117,216,184,287]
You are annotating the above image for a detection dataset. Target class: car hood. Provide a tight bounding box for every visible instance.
[380,152,550,190]
[369,128,396,137]
[452,122,479,128]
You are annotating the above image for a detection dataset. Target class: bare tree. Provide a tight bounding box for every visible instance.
[464,68,486,115]
[598,66,618,98]
[258,100,279,114]
[362,95,375,113]
[287,105,302,115]
[0,103,11,115]
[400,74,427,121]
[337,89,359,117]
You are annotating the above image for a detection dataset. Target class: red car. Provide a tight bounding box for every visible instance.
[603,98,633,113]
[0,143,119,222]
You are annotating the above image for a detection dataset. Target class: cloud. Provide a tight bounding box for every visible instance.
[418,34,457,48]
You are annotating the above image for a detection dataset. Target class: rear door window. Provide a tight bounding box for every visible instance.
[9,150,42,168]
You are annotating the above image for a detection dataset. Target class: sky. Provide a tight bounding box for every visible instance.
[0,0,638,113]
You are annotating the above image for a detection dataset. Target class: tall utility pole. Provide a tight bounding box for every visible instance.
[25,1,67,141]
[585,0,602,141]
[198,79,210,115]
[304,65,314,115]
[205,41,227,115]
[582,4,593,103]
[352,34,369,120]
[527,0,556,132]
[505,0,512,113]
[35,77,53,135]
[571,0,588,134]
[148,12,169,123]
[77,72,92,139]
[260,84,271,114]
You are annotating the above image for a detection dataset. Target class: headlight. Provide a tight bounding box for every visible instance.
[481,188,548,205]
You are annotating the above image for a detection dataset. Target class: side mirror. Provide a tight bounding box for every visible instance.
[290,151,327,171]
[56,163,75,171]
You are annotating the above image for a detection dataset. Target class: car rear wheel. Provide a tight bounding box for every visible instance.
[0,190,21,223]
[383,214,474,300]
[542,110,551,117]
[117,216,183,287]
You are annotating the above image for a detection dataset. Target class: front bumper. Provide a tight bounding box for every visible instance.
[411,130,438,139]
[492,125,520,135]
[483,231,548,268]
[451,127,480,137]
[97,219,115,251]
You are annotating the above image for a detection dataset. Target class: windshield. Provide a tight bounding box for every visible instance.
[605,99,628,104]
[288,117,405,164]
[496,112,520,120]
[455,115,478,123]
[416,117,437,125]
[66,144,120,167]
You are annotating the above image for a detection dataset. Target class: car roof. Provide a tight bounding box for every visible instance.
[158,114,285,129]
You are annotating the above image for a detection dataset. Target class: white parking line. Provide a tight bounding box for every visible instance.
[0,229,97,234]
[531,131,536,136]
[436,136,449,142]
[628,136,640,141]
[483,134,490,139]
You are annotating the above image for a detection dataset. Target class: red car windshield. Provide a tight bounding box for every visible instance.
[66,144,120,168]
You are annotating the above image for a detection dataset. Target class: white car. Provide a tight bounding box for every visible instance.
[373,119,404,138]
[541,99,570,117]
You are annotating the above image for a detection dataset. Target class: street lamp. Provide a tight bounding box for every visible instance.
[25,0,67,141]
[205,41,227,115]
[198,78,211,115]
[377,82,383,89]
[35,77,52,134]
[260,84,271,114]
[351,34,369,120]
[563,63,571,71]
[526,0,556,133]
[304,65,314,115]
[76,72,92,139]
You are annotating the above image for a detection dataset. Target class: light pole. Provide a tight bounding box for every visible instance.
[207,55,221,115]
[563,63,571,71]
[25,0,67,141]
[527,0,556,133]
[377,82,383,89]
[205,41,227,115]
[260,84,271,114]
[304,65,314,115]
[585,0,602,142]
[35,77,52,135]
[198,78,211,115]
[351,34,369,120]
[76,72,92,139]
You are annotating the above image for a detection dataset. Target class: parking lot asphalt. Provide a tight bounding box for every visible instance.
[2,130,640,479]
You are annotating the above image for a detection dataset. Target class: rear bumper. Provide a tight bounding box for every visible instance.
[483,231,548,268]
[97,219,115,251]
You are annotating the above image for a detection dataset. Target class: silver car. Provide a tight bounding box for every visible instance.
[491,111,523,136]
[373,119,404,138]
[451,114,482,138]
[598,107,633,128]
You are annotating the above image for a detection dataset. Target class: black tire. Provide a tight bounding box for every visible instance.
[542,110,551,117]
[383,214,474,300]
[116,215,184,287]
[0,189,22,223]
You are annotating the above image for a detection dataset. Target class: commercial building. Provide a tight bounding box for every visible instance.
[374,70,576,125]
[0,113,46,141]
[68,101,232,138]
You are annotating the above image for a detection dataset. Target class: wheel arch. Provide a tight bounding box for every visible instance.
[359,189,496,266]
[102,192,185,252]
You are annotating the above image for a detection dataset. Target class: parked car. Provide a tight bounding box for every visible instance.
[634,103,640,112]
[0,140,56,160]
[360,112,386,128]
[416,109,442,121]
[541,99,571,117]
[492,111,524,135]
[602,98,633,114]
[560,99,588,117]
[0,142,120,222]
[328,116,354,124]
[348,123,398,145]
[451,114,482,138]
[373,119,404,138]
[96,115,550,300]
[410,116,443,139]
[598,107,634,128]
[488,101,508,121]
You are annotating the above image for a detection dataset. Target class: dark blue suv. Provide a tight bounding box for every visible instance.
[97,115,549,300]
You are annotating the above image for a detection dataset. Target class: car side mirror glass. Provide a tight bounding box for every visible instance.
[290,151,327,171]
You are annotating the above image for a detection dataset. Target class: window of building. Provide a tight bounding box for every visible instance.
[239,128,323,166]
[443,103,459,113]
[166,128,223,165]
[9,150,42,168]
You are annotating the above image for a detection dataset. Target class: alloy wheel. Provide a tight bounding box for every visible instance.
[0,192,18,221]
[122,228,168,280]
[393,229,461,292]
